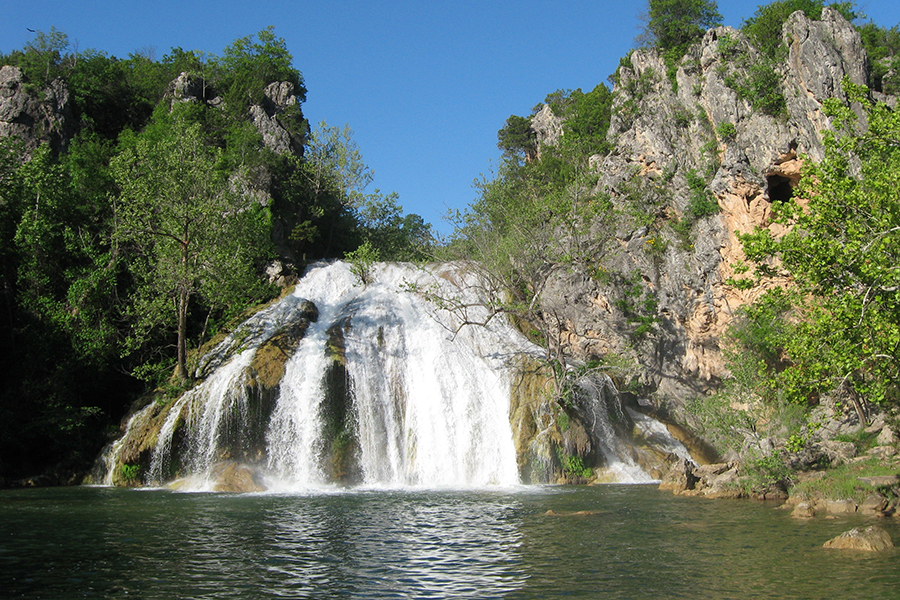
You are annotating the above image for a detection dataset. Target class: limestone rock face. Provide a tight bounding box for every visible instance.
[532,9,874,414]
[530,104,563,154]
[824,526,894,551]
[0,65,72,156]
[250,81,305,156]
[784,7,869,111]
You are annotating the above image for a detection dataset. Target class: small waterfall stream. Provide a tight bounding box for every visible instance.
[103,261,689,490]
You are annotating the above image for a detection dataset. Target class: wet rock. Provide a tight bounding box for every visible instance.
[265,260,298,287]
[823,526,894,551]
[791,502,816,519]
[825,499,857,515]
[210,462,266,493]
[658,458,698,493]
[542,510,604,517]
[859,494,889,516]
[703,464,743,498]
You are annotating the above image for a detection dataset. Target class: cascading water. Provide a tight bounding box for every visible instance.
[102,260,690,490]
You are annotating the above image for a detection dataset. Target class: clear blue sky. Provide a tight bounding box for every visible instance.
[2,1,896,235]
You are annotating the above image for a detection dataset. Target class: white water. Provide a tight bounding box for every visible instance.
[264,262,523,489]
[576,375,657,483]
[110,261,684,490]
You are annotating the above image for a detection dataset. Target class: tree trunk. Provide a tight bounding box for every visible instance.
[176,289,189,384]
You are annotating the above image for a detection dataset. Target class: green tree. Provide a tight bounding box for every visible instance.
[112,109,273,383]
[560,84,614,157]
[857,21,900,94]
[736,79,900,408]
[639,0,721,86]
[299,121,374,254]
[642,0,722,53]
[358,190,432,261]
[18,27,70,87]
[497,115,537,161]
[217,26,306,113]
[443,137,615,395]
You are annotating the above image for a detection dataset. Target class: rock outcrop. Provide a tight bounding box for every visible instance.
[0,65,73,156]
[250,80,306,156]
[533,9,874,415]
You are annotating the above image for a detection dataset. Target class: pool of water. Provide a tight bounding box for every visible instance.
[1,485,897,598]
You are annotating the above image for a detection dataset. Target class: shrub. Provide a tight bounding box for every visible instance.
[715,122,736,140]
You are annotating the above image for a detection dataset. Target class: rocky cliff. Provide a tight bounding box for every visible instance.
[535,9,880,411]
[0,65,73,156]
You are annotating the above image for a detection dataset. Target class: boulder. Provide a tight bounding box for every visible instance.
[210,462,266,493]
[859,494,889,516]
[876,426,897,447]
[825,499,857,515]
[658,458,698,493]
[820,440,857,466]
[858,475,900,488]
[866,446,897,459]
[791,502,816,519]
[823,526,894,552]
[864,414,886,435]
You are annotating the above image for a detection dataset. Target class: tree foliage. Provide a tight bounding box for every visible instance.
[640,0,721,86]
[642,0,722,54]
[497,115,537,161]
[112,108,273,383]
[218,26,306,114]
[735,79,900,407]
[857,21,900,94]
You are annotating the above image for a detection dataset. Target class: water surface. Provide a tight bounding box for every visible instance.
[1,485,897,599]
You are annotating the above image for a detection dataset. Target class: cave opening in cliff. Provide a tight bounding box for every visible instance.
[766,174,793,202]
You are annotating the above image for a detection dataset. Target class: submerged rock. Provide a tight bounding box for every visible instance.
[823,526,894,551]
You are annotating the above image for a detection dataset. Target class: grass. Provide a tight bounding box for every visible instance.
[789,457,899,504]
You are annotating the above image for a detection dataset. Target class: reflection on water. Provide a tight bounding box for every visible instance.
[1,485,898,599]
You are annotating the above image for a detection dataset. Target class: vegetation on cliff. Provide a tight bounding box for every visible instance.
[446,0,899,494]
[0,28,430,483]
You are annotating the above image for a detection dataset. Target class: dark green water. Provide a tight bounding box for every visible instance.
[1,485,897,599]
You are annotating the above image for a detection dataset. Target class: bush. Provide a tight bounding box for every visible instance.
[715,122,736,140]
[685,169,719,219]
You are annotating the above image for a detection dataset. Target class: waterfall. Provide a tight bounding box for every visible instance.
[104,261,689,490]
[262,262,522,489]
